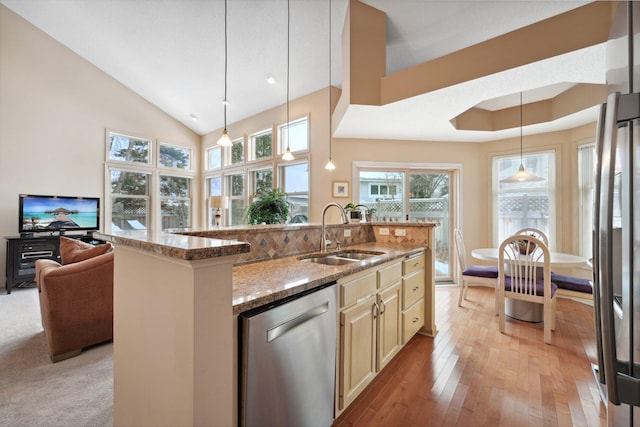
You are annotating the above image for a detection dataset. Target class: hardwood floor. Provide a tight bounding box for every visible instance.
[333,285,606,427]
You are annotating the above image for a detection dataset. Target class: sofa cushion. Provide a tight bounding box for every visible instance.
[59,237,112,265]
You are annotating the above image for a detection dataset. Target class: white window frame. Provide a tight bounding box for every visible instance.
[491,149,557,249]
[278,116,309,156]
[158,142,193,171]
[248,128,273,162]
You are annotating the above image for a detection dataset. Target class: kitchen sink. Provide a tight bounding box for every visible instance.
[334,250,384,260]
[301,256,358,265]
[299,250,385,265]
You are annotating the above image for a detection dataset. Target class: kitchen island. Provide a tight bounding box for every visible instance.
[96,222,436,427]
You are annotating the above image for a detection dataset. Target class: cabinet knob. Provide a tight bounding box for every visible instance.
[412,286,419,292]
[412,317,420,323]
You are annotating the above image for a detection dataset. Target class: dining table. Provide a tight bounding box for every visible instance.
[471,247,589,322]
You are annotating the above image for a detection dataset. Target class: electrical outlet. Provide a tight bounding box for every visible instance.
[379,228,390,235]
[395,229,407,237]
[344,229,351,237]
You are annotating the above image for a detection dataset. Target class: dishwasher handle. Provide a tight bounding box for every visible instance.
[266,302,329,342]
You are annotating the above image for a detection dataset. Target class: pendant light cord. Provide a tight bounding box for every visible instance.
[519,91,523,164]
[328,0,332,160]
[223,0,228,130]
[286,0,290,150]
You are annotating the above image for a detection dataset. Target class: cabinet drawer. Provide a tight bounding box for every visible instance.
[377,261,402,290]
[340,271,376,308]
[403,253,424,276]
[402,271,424,309]
[402,298,424,344]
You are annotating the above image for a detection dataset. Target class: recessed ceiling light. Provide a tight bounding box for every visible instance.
[189,114,198,121]
[266,74,276,85]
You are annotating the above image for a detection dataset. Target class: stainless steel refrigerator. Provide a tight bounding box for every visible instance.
[594,2,640,426]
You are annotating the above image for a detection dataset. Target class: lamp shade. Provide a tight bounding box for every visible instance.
[210,196,229,209]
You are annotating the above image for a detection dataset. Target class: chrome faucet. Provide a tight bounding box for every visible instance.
[321,203,349,252]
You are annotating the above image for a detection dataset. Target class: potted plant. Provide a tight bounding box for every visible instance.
[344,203,362,222]
[246,188,291,225]
[515,235,537,254]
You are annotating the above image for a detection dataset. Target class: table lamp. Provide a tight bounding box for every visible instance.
[210,196,229,227]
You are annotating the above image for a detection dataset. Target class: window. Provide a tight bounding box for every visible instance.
[230,138,244,165]
[207,176,222,198]
[280,161,309,222]
[370,183,398,199]
[250,167,274,195]
[279,118,308,155]
[110,169,149,230]
[249,129,272,161]
[159,143,191,170]
[160,175,191,229]
[106,130,195,232]
[492,150,556,248]
[207,146,222,170]
[578,144,595,257]
[108,132,151,165]
[356,165,455,281]
[227,172,246,225]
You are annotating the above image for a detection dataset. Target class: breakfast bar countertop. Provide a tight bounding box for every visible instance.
[94,229,251,260]
[94,229,428,315]
[232,242,425,314]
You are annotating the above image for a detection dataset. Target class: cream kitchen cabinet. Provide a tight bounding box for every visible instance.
[402,252,426,343]
[337,257,410,412]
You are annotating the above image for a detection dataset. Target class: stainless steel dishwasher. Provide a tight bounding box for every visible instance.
[239,282,337,427]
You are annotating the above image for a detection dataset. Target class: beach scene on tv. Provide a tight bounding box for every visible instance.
[21,197,99,231]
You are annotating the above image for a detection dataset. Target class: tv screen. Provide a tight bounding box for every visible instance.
[19,194,100,234]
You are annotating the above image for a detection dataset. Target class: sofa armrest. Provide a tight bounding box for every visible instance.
[35,259,62,291]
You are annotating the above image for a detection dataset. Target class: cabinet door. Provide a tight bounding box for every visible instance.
[377,282,402,370]
[339,294,376,410]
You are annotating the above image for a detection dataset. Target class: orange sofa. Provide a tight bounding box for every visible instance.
[35,245,114,362]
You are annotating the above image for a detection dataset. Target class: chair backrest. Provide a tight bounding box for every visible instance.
[454,228,467,271]
[499,235,550,297]
[514,227,549,246]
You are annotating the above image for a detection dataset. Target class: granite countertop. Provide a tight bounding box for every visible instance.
[94,229,425,316]
[232,242,425,314]
[93,230,251,260]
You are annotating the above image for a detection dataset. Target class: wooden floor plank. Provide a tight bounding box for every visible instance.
[332,285,607,427]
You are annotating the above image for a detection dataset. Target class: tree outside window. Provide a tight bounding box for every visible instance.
[108,133,151,165]
[110,169,149,230]
[250,130,272,161]
[160,175,191,229]
[159,144,191,170]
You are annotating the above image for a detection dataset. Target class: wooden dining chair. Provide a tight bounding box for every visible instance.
[497,235,557,344]
[514,227,549,246]
[454,228,499,307]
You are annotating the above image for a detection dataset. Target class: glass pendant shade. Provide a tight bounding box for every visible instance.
[325,159,336,170]
[282,149,294,161]
[217,129,232,147]
[501,163,544,183]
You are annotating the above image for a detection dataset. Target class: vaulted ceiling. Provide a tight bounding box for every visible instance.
[0,0,611,142]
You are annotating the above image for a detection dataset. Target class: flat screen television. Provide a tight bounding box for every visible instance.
[19,194,100,234]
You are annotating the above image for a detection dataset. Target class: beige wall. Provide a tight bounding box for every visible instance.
[0,3,598,291]
[0,5,200,288]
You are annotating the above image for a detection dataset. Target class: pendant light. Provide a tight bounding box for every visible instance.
[324,0,336,171]
[281,0,295,161]
[500,92,544,183]
[217,0,232,147]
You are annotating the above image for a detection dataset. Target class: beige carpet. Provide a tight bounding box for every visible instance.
[0,287,113,426]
